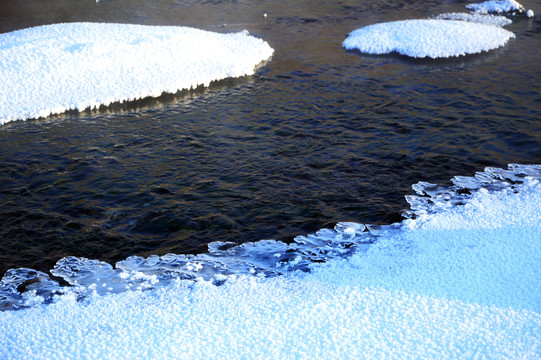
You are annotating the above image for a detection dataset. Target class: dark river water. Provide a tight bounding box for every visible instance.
[1,0,540,276]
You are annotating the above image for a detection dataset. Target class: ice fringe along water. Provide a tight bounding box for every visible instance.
[0,23,274,125]
[1,163,539,311]
[434,12,513,27]
[1,164,540,359]
[342,0,534,58]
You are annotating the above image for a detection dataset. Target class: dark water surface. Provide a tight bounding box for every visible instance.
[1,0,540,275]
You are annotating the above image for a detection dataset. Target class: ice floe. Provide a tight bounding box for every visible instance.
[0,164,540,359]
[0,23,274,125]
[342,19,515,58]
[466,0,526,15]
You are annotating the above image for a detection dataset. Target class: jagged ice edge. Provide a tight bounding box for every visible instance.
[1,164,539,310]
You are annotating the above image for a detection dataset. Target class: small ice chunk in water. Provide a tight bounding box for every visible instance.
[435,13,513,26]
[334,222,368,241]
[466,0,526,14]
[0,268,61,310]
[51,257,117,286]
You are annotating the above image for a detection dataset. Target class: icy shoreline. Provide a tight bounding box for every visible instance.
[1,164,540,359]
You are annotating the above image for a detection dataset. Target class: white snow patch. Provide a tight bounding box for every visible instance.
[342,19,515,59]
[0,22,274,125]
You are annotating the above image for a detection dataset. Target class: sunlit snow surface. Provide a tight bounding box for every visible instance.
[1,164,540,359]
[0,23,274,124]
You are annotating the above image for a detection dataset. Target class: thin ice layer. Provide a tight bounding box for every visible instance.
[435,12,513,27]
[0,165,539,359]
[0,23,274,124]
[342,19,515,58]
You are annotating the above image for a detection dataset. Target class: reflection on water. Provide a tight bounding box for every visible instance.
[0,0,540,275]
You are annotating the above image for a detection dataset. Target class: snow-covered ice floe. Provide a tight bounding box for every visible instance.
[466,0,526,15]
[0,22,274,125]
[1,164,540,359]
[342,0,534,58]
[342,19,515,59]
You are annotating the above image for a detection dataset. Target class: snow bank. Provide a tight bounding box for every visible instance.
[342,19,515,58]
[1,275,539,359]
[1,165,540,359]
[0,23,274,125]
